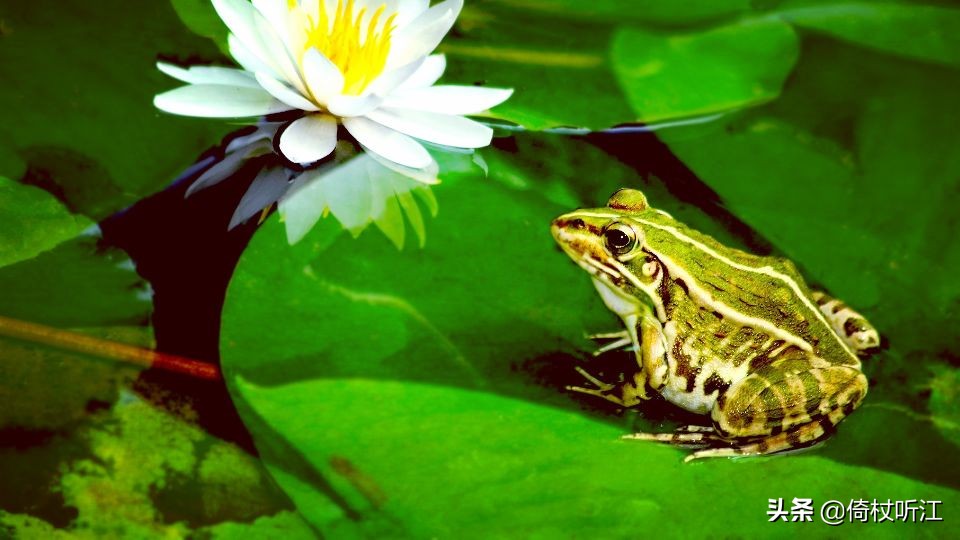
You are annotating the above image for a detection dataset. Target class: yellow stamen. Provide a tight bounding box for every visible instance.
[298,0,396,96]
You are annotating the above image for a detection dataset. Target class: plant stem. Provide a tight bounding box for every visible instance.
[0,314,221,380]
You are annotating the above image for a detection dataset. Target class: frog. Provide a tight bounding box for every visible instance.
[551,188,880,461]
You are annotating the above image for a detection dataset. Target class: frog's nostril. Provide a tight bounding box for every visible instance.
[571,218,585,230]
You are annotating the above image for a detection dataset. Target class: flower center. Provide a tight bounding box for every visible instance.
[296,0,397,96]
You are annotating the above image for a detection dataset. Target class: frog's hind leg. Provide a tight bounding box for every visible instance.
[684,420,830,462]
[811,291,880,355]
[687,354,868,461]
[622,426,727,448]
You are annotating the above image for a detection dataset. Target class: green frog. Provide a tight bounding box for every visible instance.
[551,189,879,460]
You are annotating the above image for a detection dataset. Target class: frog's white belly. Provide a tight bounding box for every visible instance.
[659,321,752,415]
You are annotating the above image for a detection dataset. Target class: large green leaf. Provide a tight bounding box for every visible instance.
[0,0,230,219]
[610,18,799,122]
[476,0,753,25]
[236,377,959,538]
[778,0,960,68]
[221,138,959,537]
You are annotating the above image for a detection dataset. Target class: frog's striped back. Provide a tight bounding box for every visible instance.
[632,210,859,368]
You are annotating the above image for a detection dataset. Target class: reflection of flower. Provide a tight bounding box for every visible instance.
[183,122,480,248]
[155,0,512,172]
[279,144,441,248]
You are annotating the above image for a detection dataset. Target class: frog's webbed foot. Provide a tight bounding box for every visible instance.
[585,329,632,356]
[566,366,647,407]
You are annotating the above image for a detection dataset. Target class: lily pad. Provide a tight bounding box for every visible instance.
[0,176,91,268]
[777,0,960,68]
[235,377,959,537]
[0,0,231,219]
[610,18,799,122]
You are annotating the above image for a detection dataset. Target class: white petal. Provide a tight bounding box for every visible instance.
[393,0,431,28]
[252,12,309,95]
[154,84,292,117]
[255,72,318,111]
[214,0,304,93]
[365,108,492,149]
[228,33,278,76]
[229,167,290,229]
[384,86,513,115]
[302,48,345,103]
[252,0,290,41]
[369,176,405,250]
[366,57,425,97]
[279,114,338,164]
[362,144,440,184]
[394,185,425,247]
[394,54,446,92]
[387,0,462,69]
[343,117,432,169]
[214,0,278,75]
[277,171,327,244]
[327,94,383,117]
[413,183,438,217]
[279,155,372,242]
[157,62,259,88]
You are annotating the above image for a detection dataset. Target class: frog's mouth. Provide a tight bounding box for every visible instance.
[552,220,626,284]
[551,220,655,318]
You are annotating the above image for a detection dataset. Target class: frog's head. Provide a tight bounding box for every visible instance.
[551,189,663,317]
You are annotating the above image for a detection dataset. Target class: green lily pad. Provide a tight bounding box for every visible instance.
[778,0,960,68]
[235,376,959,538]
[0,0,230,220]
[170,0,230,53]
[478,0,754,25]
[610,18,799,122]
[0,176,91,268]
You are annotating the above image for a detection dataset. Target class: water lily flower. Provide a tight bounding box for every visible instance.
[155,0,513,174]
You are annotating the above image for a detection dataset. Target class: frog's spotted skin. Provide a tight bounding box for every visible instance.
[551,189,879,460]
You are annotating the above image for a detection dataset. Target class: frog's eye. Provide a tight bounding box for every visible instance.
[603,223,637,255]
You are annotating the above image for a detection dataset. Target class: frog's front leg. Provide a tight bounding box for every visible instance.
[568,316,666,407]
[689,354,868,461]
[585,329,632,356]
